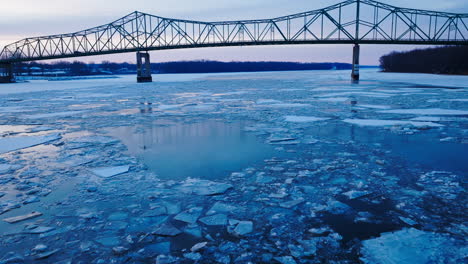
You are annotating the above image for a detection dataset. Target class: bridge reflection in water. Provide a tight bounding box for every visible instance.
[1,0,467,82]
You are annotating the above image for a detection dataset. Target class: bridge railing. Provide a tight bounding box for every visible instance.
[1,0,467,63]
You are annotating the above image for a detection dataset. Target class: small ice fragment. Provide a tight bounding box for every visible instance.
[399,216,417,226]
[34,249,59,260]
[90,165,129,178]
[3,211,42,223]
[233,221,253,236]
[174,207,203,224]
[24,226,55,234]
[191,242,208,252]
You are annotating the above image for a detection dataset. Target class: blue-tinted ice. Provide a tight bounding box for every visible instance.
[0,70,467,263]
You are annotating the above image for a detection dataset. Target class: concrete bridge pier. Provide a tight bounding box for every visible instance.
[136,52,152,83]
[0,63,14,83]
[351,44,360,81]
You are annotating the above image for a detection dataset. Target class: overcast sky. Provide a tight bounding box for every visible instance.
[1,0,467,65]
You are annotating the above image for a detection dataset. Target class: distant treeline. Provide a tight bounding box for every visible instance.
[380,46,468,75]
[14,60,353,76]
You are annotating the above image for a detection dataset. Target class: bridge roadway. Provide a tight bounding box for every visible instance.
[1,0,467,82]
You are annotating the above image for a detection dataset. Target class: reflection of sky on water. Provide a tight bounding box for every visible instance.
[108,120,278,180]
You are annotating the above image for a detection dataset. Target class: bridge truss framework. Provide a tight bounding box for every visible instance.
[1,0,467,82]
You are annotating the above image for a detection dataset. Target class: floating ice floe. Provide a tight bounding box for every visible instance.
[317,97,349,102]
[342,119,443,127]
[361,228,466,264]
[0,133,61,154]
[378,108,468,115]
[22,110,87,119]
[284,116,329,123]
[90,165,130,178]
[359,104,392,110]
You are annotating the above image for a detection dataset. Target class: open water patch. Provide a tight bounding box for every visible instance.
[107,120,280,180]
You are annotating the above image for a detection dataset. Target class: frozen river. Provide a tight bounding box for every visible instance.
[0,69,467,263]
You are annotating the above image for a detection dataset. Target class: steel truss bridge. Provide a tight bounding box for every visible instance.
[1,0,467,82]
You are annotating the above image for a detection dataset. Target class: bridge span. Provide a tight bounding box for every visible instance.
[1,0,467,83]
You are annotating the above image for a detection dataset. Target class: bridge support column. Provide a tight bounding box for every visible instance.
[351,44,360,81]
[136,52,152,83]
[0,63,14,83]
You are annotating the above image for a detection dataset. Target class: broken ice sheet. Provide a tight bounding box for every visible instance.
[90,165,130,178]
[342,119,443,127]
[0,133,61,154]
[361,228,466,264]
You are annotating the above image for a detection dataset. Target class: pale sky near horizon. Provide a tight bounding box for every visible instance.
[1,0,467,65]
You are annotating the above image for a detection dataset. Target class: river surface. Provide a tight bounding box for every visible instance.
[0,69,467,263]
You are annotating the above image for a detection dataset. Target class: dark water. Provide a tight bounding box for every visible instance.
[108,120,278,180]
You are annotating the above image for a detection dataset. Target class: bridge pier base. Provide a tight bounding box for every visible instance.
[136,52,152,83]
[351,44,360,81]
[0,63,15,83]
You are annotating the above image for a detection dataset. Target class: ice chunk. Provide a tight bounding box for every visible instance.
[3,211,42,223]
[90,165,129,178]
[0,133,61,154]
[233,221,253,236]
[199,214,228,226]
[342,190,370,199]
[206,202,237,215]
[283,116,329,122]
[343,119,443,127]
[174,207,203,224]
[191,242,208,252]
[361,228,466,264]
[153,223,182,236]
[379,108,468,115]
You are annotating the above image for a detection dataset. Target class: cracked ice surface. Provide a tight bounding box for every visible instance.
[0,70,467,263]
